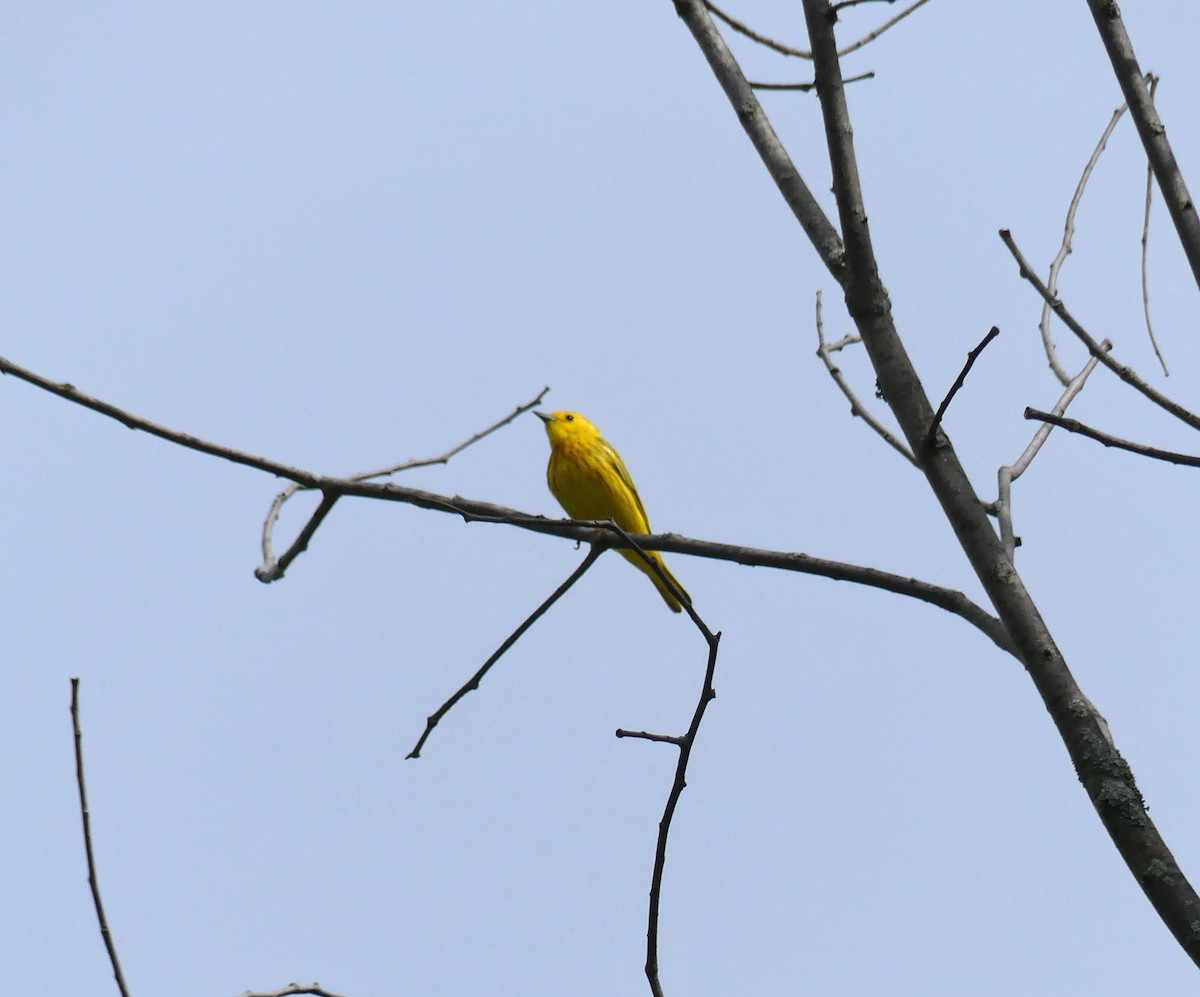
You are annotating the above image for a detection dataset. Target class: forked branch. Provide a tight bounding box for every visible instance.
[257,387,549,581]
[815,291,918,465]
[608,527,721,997]
[993,348,1108,560]
[999,232,1200,431]
[1085,0,1200,295]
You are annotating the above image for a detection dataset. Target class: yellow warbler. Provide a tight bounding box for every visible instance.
[536,410,689,613]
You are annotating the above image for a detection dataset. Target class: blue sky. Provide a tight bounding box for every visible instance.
[5,2,1200,994]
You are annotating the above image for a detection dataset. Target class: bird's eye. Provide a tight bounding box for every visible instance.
[565,414,574,421]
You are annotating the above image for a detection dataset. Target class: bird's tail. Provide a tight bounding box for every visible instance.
[622,549,690,613]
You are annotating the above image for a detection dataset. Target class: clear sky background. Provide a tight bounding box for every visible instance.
[4,2,1200,995]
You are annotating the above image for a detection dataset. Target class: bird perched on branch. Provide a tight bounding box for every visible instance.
[536,409,689,613]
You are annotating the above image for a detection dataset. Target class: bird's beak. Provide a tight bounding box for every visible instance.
[534,411,552,424]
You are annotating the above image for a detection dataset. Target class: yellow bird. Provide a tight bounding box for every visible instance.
[536,409,689,613]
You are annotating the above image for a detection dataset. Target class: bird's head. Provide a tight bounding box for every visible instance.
[535,410,601,446]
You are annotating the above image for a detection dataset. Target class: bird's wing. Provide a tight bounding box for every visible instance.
[599,439,652,532]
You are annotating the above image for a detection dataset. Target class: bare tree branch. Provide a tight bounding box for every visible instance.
[633,627,720,997]
[816,291,918,465]
[616,729,682,746]
[834,0,933,56]
[993,348,1108,559]
[0,354,321,479]
[1086,0,1200,297]
[257,491,341,582]
[703,0,811,57]
[999,231,1200,432]
[1025,408,1200,468]
[0,352,1006,649]
[239,986,352,997]
[833,0,892,13]
[256,388,549,581]
[748,71,873,91]
[70,679,131,997]
[1041,101,1127,384]
[607,542,720,997]
[926,326,1000,450]
[406,547,605,759]
[1139,76,1168,377]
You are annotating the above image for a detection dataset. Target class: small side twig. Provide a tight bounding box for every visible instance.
[406,545,605,759]
[1140,75,1169,377]
[749,80,816,92]
[702,0,931,59]
[704,0,811,57]
[815,291,918,466]
[748,71,873,91]
[615,729,683,746]
[993,347,1108,559]
[1041,101,1128,384]
[834,0,933,56]
[256,491,340,581]
[1024,408,1200,468]
[71,678,131,997]
[925,326,1000,450]
[257,387,550,582]
[999,230,1200,432]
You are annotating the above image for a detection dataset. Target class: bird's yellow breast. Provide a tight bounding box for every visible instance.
[547,438,651,533]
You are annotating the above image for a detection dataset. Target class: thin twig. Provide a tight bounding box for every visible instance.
[1025,408,1200,468]
[257,387,550,581]
[835,0,933,56]
[1140,75,1168,377]
[406,546,605,759]
[71,678,131,997]
[240,987,352,997]
[257,491,340,581]
[703,0,931,60]
[824,333,860,353]
[815,291,918,465]
[993,347,1108,559]
[749,71,873,91]
[615,729,683,746]
[1009,346,1110,482]
[1041,102,1128,385]
[926,326,1000,450]
[999,231,1200,432]
[749,80,815,92]
[704,0,811,57]
[834,0,895,12]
